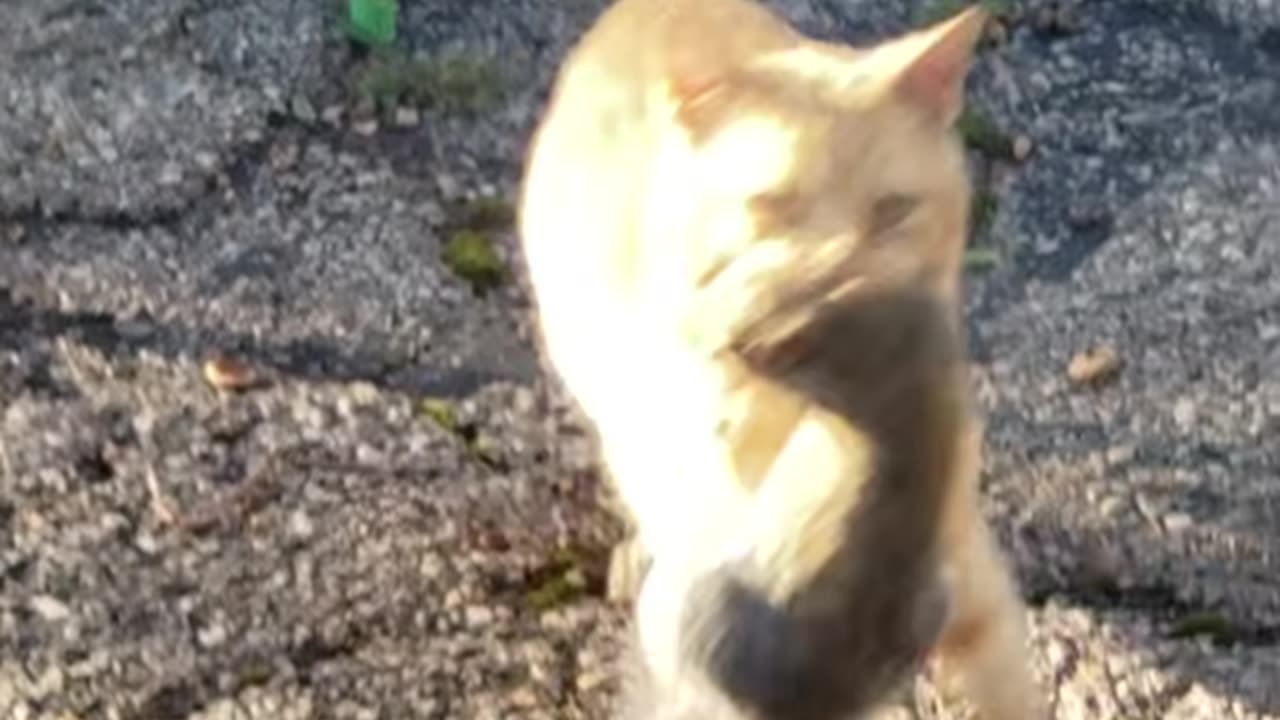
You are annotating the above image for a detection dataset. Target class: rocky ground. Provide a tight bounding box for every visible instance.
[0,0,1277,718]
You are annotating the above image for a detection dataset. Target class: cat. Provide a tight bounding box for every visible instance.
[518,0,1045,717]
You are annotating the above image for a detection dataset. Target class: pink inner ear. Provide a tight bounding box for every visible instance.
[901,51,965,118]
[895,8,987,122]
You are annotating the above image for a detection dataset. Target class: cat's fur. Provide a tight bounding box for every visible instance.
[518,0,1045,717]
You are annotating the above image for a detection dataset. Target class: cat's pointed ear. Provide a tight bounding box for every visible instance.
[890,5,988,125]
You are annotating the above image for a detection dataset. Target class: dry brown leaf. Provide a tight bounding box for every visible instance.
[1067,345,1122,385]
[202,354,259,391]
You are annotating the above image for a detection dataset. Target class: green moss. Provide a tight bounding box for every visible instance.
[1169,611,1239,644]
[354,50,410,113]
[524,547,594,610]
[235,657,276,689]
[970,187,999,233]
[420,397,458,431]
[526,573,587,610]
[458,196,515,231]
[465,433,504,468]
[353,50,503,115]
[957,106,1011,158]
[404,56,503,113]
[442,230,506,294]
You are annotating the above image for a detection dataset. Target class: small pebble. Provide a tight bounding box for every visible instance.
[1011,134,1034,162]
[322,104,345,127]
[394,106,421,128]
[288,509,315,540]
[197,621,229,648]
[194,151,220,171]
[509,686,540,707]
[1172,397,1197,427]
[347,381,380,406]
[575,669,609,692]
[29,594,71,622]
[465,605,495,628]
[1164,512,1194,533]
[290,94,318,124]
[134,531,160,555]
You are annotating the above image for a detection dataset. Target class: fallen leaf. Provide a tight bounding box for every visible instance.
[202,354,260,391]
[1067,345,1122,385]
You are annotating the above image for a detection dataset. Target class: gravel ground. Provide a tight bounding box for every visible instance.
[1,0,1277,719]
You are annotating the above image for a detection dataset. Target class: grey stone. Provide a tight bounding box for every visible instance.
[27,595,70,622]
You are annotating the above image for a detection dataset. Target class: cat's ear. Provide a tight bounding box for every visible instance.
[889,5,988,125]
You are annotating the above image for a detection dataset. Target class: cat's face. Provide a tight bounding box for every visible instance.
[660,7,987,352]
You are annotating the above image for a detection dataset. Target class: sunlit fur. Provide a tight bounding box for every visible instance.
[518,0,1046,718]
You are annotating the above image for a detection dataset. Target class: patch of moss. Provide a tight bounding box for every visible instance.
[957,106,1012,158]
[442,230,506,294]
[523,547,599,611]
[1169,611,1239,644]
[420,397,458,431]
[354,50,410,114]
[353,50,503,115]
[457,196,515,232]
[525,574,585,611]
[404,56,503,113]
[234,656,276,690]
[465,432,505,469]
[420,400,505,468]
[970,187,999,233]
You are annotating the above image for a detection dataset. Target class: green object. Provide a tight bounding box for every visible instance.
[1169,611,1238,643]
[970,187,1000,234]
[347,0,398,47]
[963,248,1002,271]
[443,230,506,294]
[957,105,1011,158]
[420,397,458,432]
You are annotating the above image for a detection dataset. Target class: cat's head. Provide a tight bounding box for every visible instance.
[654,6,989,350]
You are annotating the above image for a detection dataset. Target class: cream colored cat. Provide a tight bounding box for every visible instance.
[518,0,1045,717]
